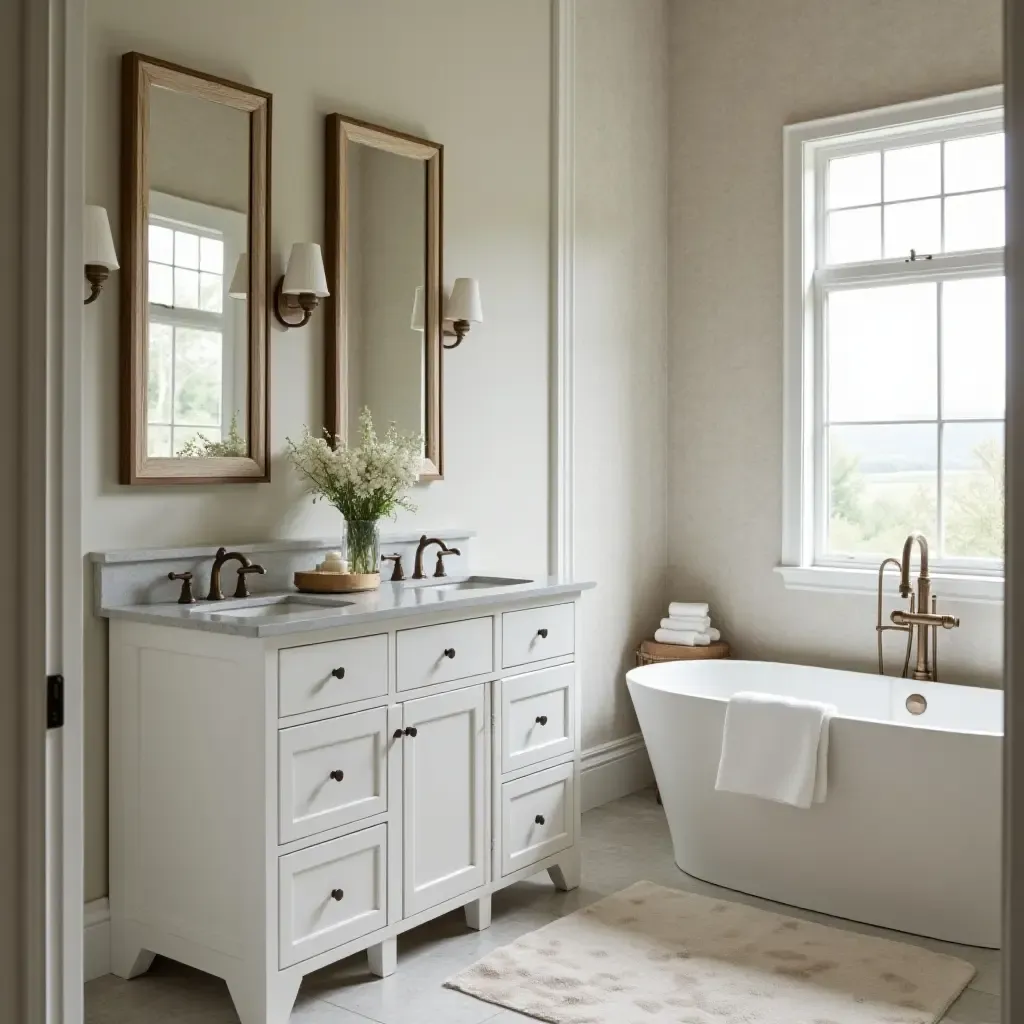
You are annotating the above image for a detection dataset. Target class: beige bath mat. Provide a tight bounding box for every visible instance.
[445,881,975,1024]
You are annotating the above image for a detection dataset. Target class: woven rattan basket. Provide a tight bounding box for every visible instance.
[635,638,731,666]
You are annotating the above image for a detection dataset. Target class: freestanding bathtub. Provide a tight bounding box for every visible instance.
[627,659,1002,948]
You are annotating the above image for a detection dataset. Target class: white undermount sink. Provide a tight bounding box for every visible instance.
[404,575,532,592]
[189,596,351,621]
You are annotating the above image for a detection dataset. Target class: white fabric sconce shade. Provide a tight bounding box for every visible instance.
[281,242,329,298]
[443,278,483,349]
[228,253,249,299]
[84,205,119,270]
[410,285,425,331]
[447,277,483,323]
[274,242,329,329]
[83,204,118,305]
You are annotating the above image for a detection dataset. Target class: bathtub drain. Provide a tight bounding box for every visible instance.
[906,693,927,715]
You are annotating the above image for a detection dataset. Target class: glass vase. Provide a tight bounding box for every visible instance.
[344,520,380,576]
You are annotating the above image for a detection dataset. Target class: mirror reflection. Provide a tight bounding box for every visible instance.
[345,143,427,446]
[146,86,250,458]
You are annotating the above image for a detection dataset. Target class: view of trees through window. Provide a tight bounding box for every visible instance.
[818,129,1005,567]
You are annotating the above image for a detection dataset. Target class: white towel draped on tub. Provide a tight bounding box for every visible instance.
[715,691,836,809]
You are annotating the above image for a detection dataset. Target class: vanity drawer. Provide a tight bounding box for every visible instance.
[502,603,574,669]
[396,616,493,691]
[279,708,388,843]
[500,664,575,774]
[501,762,574,877]
[279,824,387,968]
[279,634,388,717]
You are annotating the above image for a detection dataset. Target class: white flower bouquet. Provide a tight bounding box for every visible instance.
[287,409,422,574]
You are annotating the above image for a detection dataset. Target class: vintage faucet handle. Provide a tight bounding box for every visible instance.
[168,571,196,605]
[381,554,406,582]
[233,564,267,599]
[433,547,461,578]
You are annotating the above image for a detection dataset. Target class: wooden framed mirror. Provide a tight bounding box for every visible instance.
[120,53,271,484]
[324,115,444,480]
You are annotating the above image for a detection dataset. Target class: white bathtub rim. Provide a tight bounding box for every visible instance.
[626,659,1003,738]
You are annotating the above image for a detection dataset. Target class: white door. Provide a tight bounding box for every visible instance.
[402,686,487,916]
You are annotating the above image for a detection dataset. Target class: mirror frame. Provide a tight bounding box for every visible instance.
[120,52,272,485]
[324,114,444,480]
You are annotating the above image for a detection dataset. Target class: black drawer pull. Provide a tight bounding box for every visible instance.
[331,667,346,679]
[329,770,344,782]
[537,628,549,639]
[535,715,548,726]
[443,648,456,659]
[331,888,344,901]
[534,814,545,826]
[404,726,418,738]
[393,729,404,740]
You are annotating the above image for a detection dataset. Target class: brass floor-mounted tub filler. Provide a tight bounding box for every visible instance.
[876,532,960,682]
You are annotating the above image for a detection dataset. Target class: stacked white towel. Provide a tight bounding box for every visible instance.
[654,601,721,647]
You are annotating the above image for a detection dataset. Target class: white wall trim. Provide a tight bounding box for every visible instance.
[83,901,110,983]
[551,0,576,579]
[775,564,1004,604]
[581,734,655,812]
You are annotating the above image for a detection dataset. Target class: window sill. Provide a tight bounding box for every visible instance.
[774,565,1003,605]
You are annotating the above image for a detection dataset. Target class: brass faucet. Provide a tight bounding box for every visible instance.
[412,535,461,580]
[877,532,960,682]
[207,547,266,600]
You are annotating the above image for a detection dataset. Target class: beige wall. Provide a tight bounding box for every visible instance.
[1,0,23,1011]
[668,0,1004,683]
[84,0,552,902]
[576,0,670,747]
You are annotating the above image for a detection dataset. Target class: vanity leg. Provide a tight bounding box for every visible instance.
[367,936,397,978]
[110,923,155,979]
[465,894,492,931]
[548,851,581,892]
[226,971,301,1024]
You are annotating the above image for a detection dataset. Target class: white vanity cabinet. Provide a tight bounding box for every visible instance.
[107,590,585,1024]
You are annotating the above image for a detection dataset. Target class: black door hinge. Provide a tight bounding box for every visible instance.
[47,674,64,729]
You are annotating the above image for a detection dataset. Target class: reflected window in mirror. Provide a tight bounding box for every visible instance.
[146,195,248,457]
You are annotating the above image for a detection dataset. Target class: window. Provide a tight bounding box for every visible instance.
[781,88,1005,599]
[146,192,246,457]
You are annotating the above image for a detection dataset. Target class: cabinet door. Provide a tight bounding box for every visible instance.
[402,686,487,916]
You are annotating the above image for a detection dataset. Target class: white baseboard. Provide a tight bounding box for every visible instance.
[580,732,654,812]
[84,897,111,982]
[82,737,652,978]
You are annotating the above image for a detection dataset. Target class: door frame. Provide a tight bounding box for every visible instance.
[20,0,86,1020]
[1005,1,1024,1017]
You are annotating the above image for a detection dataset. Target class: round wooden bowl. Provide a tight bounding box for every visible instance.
[294,570,381,594]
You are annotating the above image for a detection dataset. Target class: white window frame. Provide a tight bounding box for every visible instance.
[777,86,1005,604]
[147,191,248,451]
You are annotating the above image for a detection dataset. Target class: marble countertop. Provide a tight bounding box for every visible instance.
[100,576,595,639]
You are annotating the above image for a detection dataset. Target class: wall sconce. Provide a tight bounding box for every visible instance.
[83,205,119,305]
[443,278,483,349]
[273,242,329,329]
[228,253,248,299]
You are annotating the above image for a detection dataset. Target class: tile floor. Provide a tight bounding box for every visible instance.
[85,789,1001,1023]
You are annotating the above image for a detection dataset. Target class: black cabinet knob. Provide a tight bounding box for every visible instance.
[404,726,418,738]
[535,814,546,826]
[329,770,344,782]
[443,648,456,659]
[393,729,404,740]
[535,715,548,726]
[331,667,346,679]
[537,628,549,639]
[331,888,344,901]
